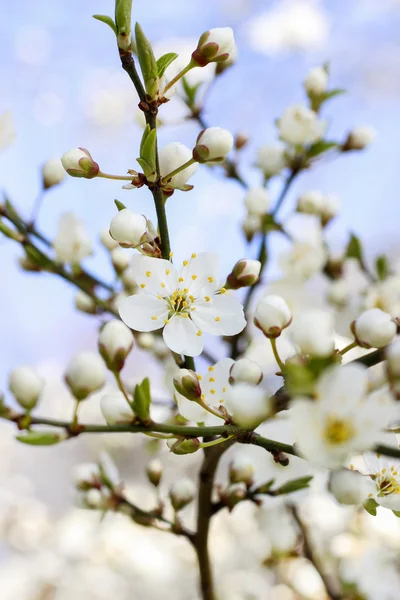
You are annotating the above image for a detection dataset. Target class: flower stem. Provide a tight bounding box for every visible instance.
[199,435,234,449]
[98,172,135,181]
[113,372,132,409]
[163,61,195,94]
[161,158,197,184]
[199,401,225,421]
[339,340,358,355]
[270,337,285,371]
[72,401,80,426]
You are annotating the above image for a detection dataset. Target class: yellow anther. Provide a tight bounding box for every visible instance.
[178,277,184,282]
[222,387,227,393]
[182,313,189,318]
[208,366,214,372]
[191,307,196,311]
[161,282,166,288]
[382,468,387,474]
[189,295,195,302]
[191,274,197,280]
[184,288,189,293]
[219,399,224,404]
[157,294,162,300]
[182,301,188,307]
[183,260,188,266]
[198,375,202,381]
[205,296,211,302]
[166,269,170,275]
[220,287,227,294]
[215,316,221,322]
[146,271,151,277]
[164,319,169,324]
[208,277,214,283]
[169,252,174,258]
[210,389,215,395]
[151,315,158,320]
[140,283,146,289]
[201,393,205,400]
[191,253,197,258]
[196,330,202,336]
[209,377,215,382]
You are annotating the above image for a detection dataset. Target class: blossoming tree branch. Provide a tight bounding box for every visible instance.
[1,1,400,599]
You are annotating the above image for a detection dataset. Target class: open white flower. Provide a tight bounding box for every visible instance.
[290,364,394,469]
[363,446,400,510]
[53,213,92,265]
[119,254,246,356]
[278,103,326,146]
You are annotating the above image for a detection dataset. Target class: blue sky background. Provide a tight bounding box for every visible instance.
[1,0,400,386]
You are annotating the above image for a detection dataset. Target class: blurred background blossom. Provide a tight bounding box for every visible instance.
[2,0,400,598]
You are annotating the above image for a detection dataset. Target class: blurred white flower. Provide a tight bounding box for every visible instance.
[53,213,92,264]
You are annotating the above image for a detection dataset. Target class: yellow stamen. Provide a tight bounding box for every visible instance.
[215,316,221,322]
[209,377,215,382]
[191,253,197,258]
[140,283,146,289]
[205,296,211,302]
[196,330,202,336]
[220,287,227,294]
[178,277,184,282]
[191,274,197,280]
[146,271,151,277]
[151,316,158,320]
[208,366,214,372]
[208,277,214,283]
[165,269,170,275]
[210,389,215,394]
[183,260,188,266]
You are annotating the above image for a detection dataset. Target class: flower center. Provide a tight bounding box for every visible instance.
[167,288,195,316]
[374,466,400,497]
[323,416,355,445]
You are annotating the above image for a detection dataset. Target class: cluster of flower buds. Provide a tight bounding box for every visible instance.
[254,295,292,339]
[72,452,122,510]
[296,189,340,226]
[65,351,106,401]
[8,366,43,411]
[226,259,261,290]
[61,148,100,179]
[351,308,397,349]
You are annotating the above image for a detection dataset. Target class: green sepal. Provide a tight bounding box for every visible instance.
[16,431,63,446]
[132,377,152,423]
[114,199,126,211]
[274,476,313,495]
[156,53,178,79]
[392,510,400,518]
[92,14,117,35]
[135,22,159,99]
[363,497,379,516]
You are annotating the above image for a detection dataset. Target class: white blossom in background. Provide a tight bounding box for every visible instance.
[53,213,92,264]
[363,444,400,510]
[255,143,287,177]
[42,158,66,189]
[159,142,198,190]
[111,247,131,273]
[0,111,15,151]
[100,228,119,251]
[277,104,326,146]
[100,392,134,425]
[346,126,376,150]
[9,366,43,410]
[65,352,106,400]
[75,290,96,314]
[329,469,374,505]
[119,253,246,356]
[364,275,400,317]
[169,478,196,510]
[229,454,255,485]
[242,214,262,240]
[244,187,271,216]
[290,364,395,468]
[327,279,350,308]
[256,504,298,555]
[292,309,335,357]
[279,216,327,280]
[225,383,273,427]
[229,358,263,386]
[352,308,396,348]
[304,66,328,95]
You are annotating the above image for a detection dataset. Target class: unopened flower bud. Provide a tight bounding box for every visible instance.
[329,469,374,505]
[352,308,396,349]
[193,127,233,164]
[229,359,263,385]
[344,126,376,151]
[111,247,130,274]
[227,259,261,290]
[297,190,324,215]
[292,310,335,357]
[137,332,155,351]
[100,228,119,251]
[167,437,200,455]
[61,147,99,179]
[234,132,248,151]
[42,158,66,189]
[192,27,236,67]
[169,477,196,510]
[159,142,198,191]
[75,290,97,314]
[226,384,272,427]
[72,463,100,490]
[109,209,148,248]
[278,104,326,146]
[327,279,350,308]
[100,391,135,425]
[320,193,340,225]
[226,482,247,509]
[65,352,106,400]
[255,144,287,177]
[9,366,43,410]
[244,187,271,216]
[304,66,328,96]
[387,338,400,378]
[254,295,292,338]
[146,458,163,487]
[242,214,261,241]
[215,44,238,75]
[99,320,134,371]
[229,455,255,485]
[85,488,105,508]
[173,369,202,401]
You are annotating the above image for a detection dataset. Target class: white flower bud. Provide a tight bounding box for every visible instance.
[327,279,350,308]
[242,214,261,241]
[42,158,66,189]
[193,127,233,164]
[173,369,202,401]
[304,66,328,95]
[98,320,134,371]
[192,27,236,66]
[278,104,326,146]
[229,359,263,385]
[121,268,137,293]
[292,310,335,357]
[345,126,376,150]
[72,463,100,490]
[159,142,198,190]
[153,337,170,359]
[65,352,106,400]
[85,488,104,508]
[109,209,148,248]
[146,458,163,487]
[100,228,119,251]
[53,213,92,265]
[329,469,375,505]
[169,478,196,510]
[229,455,255,485]
[255,143,286,177]
[297,190,325,215]
[227,259,261,290]
[387,337,400,378]
[75,290,97,314]
[8,366,43,410]
[320,193,340,224]
[111,247,130,273]
[137,332,155,351]
[244,187,271,217]
[353,308,396,349]
[226,383,272,427]
[254,295,292,338]
[61,147,99,179]
[100,391,134,425]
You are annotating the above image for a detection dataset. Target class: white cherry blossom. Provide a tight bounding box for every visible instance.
[119,253,246,357]
[363,444,400,510]
[53,213,92,265]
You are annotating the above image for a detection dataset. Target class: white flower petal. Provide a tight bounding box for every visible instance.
[317,364,368,414]
[174,390,208,422]
[163,315,203,356]
[119,294,168,332]
[130,254,178,295]
[201,357,234,406]
[179,252,221,296]
[192,294,246,336]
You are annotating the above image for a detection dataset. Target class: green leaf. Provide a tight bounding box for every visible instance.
[363,497,379,516]
[376,254,389,280]
[115,0,132,50]
[114,199,126,212]
[136,157,156,181]
[321,88,347,102]
[132,377,152,423]
[307,140,338,158]
[156,53,178,78]
[135,22,158,99]
[16,431,63,446]
[141,127,157,171]
[92,14,117,35]
[181,77,202,110]
[346,232,364,263]
[254,479,275,495]
[274,476,313,495]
